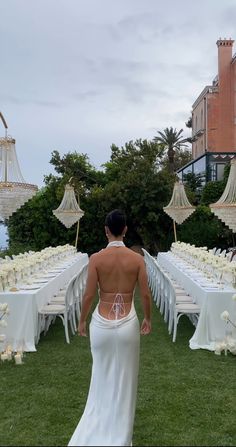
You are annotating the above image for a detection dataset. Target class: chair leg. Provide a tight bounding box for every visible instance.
[64,314,70,344]
[76,301,81,322]
[173,311,178,342]
[37,314,43,344]
[69,312,75,335]
[72,306,77,332]
[168,310,174,334]
[173,312,184,342]
[44,315,53,335]
[164,296,169,323]
[160,293,165,315]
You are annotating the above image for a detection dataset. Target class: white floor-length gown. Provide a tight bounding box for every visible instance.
[68,298,140,446]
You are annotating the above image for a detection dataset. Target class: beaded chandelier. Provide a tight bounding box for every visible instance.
[0,113,38,221]
[53,184,84,228]
[210,158,236,233]
[163,181,196,224]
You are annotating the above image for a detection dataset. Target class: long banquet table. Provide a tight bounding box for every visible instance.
[158,251,236,351]
[0,252,88,352]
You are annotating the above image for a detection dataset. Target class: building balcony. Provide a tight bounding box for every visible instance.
[192,129,205,141]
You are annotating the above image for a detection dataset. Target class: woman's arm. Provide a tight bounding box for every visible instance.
[78,254,98,336]
[138,257,152,335]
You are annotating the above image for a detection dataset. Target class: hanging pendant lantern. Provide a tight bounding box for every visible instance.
[0,113,38,221]
[210,158,236,233]
[163,181,196,224]
[53,184,84,228]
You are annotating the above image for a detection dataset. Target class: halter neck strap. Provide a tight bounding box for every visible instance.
[106,241,125,248]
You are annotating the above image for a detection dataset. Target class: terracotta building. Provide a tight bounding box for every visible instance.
[178,38,236,183]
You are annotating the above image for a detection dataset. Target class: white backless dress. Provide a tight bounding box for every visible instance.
[68,241,140,446]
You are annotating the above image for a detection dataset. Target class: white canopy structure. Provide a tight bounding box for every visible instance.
[0,112,38,220]
[210,158,236,233]
[53,184,84,229]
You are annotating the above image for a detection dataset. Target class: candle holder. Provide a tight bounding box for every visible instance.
[14,352,23,365]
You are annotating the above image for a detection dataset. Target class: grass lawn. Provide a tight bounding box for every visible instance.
[0,291,235,446]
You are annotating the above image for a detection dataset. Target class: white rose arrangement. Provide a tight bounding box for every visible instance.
[171,242,236,287]
[0,244,76,291]
[215,294,236,356]
[0,303,24,365]
[0,302,9,327]
[0,302,10,361]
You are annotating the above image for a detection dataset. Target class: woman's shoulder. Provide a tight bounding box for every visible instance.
[89,246,144,261]
[89,249,107,261]
[126,246,144,258]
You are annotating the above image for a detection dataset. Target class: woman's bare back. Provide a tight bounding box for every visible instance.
[94,246,143,319]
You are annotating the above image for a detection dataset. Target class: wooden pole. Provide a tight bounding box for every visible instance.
[75,190,80,250]
[75,220,80,250]
[173,219,177,242]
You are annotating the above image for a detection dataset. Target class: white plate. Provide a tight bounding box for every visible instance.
[53,268,66,271]
[40,274,57,278]
[33,279,48,283]
[20,285,44,290]
[200,283,218,288]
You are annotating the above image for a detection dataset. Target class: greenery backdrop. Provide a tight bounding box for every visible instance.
[3,137,234,257]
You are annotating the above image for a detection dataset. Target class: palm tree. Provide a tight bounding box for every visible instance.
[153,127,188,173]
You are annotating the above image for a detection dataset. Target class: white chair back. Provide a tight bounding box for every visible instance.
[73,262,89,320]
[215,248,222,256]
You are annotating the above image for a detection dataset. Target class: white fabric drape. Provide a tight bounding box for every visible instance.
[68,301,140,446]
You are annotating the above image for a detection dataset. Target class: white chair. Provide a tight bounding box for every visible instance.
[225,251,232,262]
[147,260,158,299]
[231,251,236,262]
[50,273,79,332]
[142,248,156,297]
[219,249,226,258]
[208,247,217,255]
[152,260,164,307]
[162,272,194,328]
[214,248,222,256]
[37,274,77,344]
[167,279,200,342]
[72,263,88,323]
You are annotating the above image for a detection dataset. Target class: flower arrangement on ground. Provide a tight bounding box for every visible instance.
[0,303,24,365]
[214,294,236,356]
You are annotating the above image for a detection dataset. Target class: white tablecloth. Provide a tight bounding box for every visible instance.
[158,252,236,351]
[0,252,88,352]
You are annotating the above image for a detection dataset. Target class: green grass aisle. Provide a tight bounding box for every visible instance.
[0,291,235,446]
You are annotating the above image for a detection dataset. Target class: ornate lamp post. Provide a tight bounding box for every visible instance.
[210,158,236,233]
[0,112,38,221]
[163,180,196,241]
[53,182,84,249]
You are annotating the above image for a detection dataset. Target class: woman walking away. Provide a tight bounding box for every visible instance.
[68,209,152,447]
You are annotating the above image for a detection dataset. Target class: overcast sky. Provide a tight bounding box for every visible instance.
[1,0,236,188]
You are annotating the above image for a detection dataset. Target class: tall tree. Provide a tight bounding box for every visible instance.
[102,139,174,253]
[153,127,188,173]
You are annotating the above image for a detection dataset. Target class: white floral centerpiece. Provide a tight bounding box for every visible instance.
[214,294,236,356]
[0,302,11,360]
[0,244,77,291]
[0,303,24,364]
[170,242,235,286]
